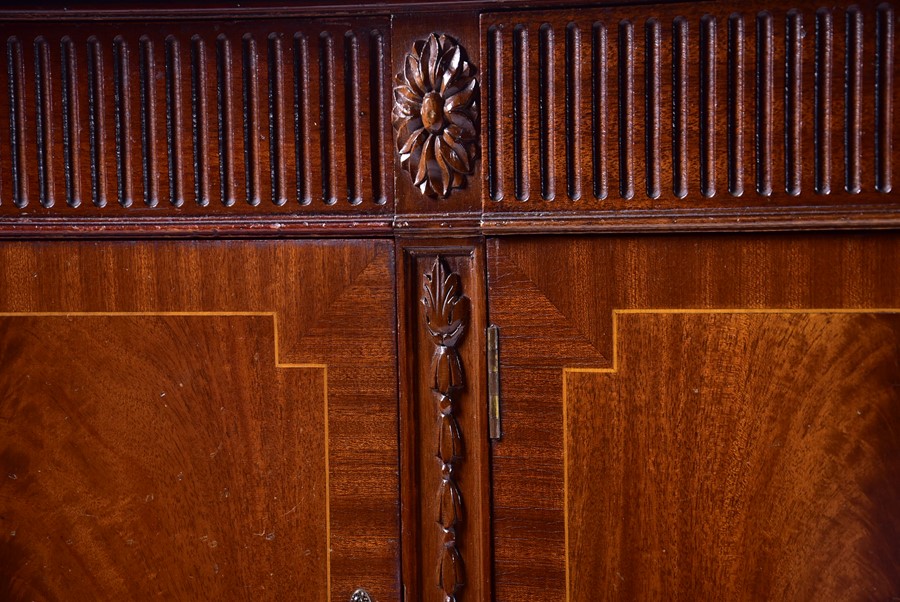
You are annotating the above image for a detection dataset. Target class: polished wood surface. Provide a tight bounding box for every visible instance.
[487,233,900,601]
[0,241,399,601]
[479,0,900,231]
[1,314,327,599]
[482,1,899,207]
[569,311,900,600]
[392,12,485,222]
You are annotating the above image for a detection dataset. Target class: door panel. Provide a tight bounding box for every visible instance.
[487,233,900,601]
[0,240,399,602]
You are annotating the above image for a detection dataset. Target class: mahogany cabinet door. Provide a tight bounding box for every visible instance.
[487,233,900,601]
[0,240,399,602]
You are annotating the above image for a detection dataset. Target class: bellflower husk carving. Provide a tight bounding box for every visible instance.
[393,33,478,198]
[422,257,468,599]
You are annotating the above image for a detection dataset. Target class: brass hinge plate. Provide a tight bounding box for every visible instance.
[487,324,501,440]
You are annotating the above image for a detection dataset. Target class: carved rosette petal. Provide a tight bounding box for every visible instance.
[422,257,469,601]
[394,34,479,198]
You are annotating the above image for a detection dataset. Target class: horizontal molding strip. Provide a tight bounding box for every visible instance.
[1,2,900,233]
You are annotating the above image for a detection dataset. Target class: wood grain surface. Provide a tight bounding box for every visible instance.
[568,311,900,600]
[487,232,900,601]
[1,314,327,599]
[0,240,399,601]
[0,0,899,600]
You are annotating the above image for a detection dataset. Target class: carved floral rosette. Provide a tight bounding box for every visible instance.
[422,257,469,600]
[393,34,479,198]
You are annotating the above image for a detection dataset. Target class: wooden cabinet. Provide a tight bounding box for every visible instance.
[0,1,898,600]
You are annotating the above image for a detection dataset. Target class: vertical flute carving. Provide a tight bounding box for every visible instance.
[421,257,469,601]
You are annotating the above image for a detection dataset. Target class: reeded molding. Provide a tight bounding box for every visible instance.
[483,3,899,206]
[0,20,391,214]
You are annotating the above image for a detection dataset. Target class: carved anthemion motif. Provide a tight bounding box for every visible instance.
[421,257,469,600]
[394,34,479,198]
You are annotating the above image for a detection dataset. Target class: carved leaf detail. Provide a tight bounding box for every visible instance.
[393,33,479,198]
[422,259,470,347]
[431,346,464,394]
[444,78,476,113]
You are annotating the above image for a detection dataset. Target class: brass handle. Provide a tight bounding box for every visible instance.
[350,589,373,602]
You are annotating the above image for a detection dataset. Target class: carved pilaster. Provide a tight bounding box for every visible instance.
[421,257,469,600]
[399,243,489,602]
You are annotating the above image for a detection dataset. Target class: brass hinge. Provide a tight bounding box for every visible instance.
[487,325,501,440]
